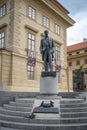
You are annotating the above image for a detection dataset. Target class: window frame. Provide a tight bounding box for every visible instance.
[0,31,5,49]
[27,65,35,80]
[43,16,49,28]
[84,59,87,64]
[28,33,35,51]
[0,4,6,18]
[68,62,72,66]
[55,24,60,35]
[28,6,36,20]
[55,46,61,83]
[27,32,36,80]
[55,46,60,62]
[76,60,80,66]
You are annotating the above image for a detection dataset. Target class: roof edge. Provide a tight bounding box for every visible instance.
[51,0,69,14]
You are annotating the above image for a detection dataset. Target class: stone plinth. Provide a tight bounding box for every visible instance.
[40,72,58,94]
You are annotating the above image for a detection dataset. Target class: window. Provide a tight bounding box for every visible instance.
[69,53,72,56]
[76,60,80,65]
[55,46,60,61]
[55,46,60,83]
[27,33,35,80]
[55,24,60,35]
[85,59,87,64]
[28,6,36,20]
[43,16,49,28]
[0,4,6,17]
[0,32,5,49]
[76,52,80,54]
[27,65,34,80]
[68,62,72,66]
[28,33,35,51]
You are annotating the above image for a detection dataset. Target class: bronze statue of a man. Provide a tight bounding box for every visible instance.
[40,30,54,72]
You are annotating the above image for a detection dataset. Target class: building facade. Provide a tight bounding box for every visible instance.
[0,0,75,92]
[67,41,87,92]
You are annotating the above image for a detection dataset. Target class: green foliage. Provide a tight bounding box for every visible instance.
[78,65,83,72]
[29,113,36,119]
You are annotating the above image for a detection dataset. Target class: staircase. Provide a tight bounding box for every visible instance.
[0,93,87,130]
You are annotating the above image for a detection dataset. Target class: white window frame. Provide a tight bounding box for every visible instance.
[0,4,6,17]
[43,16,49,28]
[27,65,34,80]
[29,6,36,20]
[28,33,35,51]
[55,24,60,35]
[0,31,5,49]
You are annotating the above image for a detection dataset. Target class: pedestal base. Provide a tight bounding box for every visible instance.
[40,72,58,95]
[32,96,60,119]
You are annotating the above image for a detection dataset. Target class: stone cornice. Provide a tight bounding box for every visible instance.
[25,24,39,33]
[67,53,87,60]
[0,23,7,29]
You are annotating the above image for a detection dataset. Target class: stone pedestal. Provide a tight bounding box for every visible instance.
[40,71,58,94]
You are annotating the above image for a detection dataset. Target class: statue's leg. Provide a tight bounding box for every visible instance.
[44,53,48,72]
[49,54,53,71]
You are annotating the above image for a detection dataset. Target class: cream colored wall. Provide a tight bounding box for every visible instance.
[0,0,70,92]
[0,51,12,89]
[0,0,15,50]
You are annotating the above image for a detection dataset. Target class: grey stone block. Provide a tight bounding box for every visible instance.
[3,104,32,112]
[9,102,33,107]
[0,107,30,117]
[15,98,35,103]
[60,99,84,104]
[60,103,87,108]
[40,73,58,94]
[61,107,87,112]
[61,112,87,118]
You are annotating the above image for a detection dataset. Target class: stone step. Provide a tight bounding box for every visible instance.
[60,107,87,112]
[15,98,35,103]
[0,98,11,102]
[0,114,29,123]
[0,127,21,130]
[0,107,30,117]
[60,102,87,108]
[0,96,11,99]
[60,99,84,104]
[1,113,87,124]
[0,101,10,106]
[9,101,33,107]
[0,120,87,130]
[58,92,81,98]
[3,104,32,112]
[61,112,87,118]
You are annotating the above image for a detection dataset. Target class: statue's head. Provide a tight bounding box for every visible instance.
[44,30,48,37]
